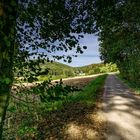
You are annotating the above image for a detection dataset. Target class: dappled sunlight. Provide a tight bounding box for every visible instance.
[64,104,105,140]
[86,113,102,128]
[104,75,140,139]
[65,122,82,139]
[65,122,99,140]
[37,101,106,140]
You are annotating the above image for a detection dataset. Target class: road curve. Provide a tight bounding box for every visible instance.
[103,75,140,140]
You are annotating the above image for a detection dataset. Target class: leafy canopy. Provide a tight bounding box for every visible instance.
[12,0,97,82]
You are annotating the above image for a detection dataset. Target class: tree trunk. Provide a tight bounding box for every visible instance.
[0,85,11,138]
[0,0,17,138]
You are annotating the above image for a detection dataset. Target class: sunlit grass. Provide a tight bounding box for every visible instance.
[38,74,107,111]
[67,74,107,105]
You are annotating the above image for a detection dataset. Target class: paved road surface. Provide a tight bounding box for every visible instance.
[103,75,140,140]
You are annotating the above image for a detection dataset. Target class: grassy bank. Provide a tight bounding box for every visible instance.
[67,74,107,105]
[118,74,140,95]
[45,74,107,111]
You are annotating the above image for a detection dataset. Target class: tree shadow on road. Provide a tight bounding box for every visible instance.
[103,76,140,140]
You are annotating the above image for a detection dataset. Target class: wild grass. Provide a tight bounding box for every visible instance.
[41,74,107,111]
[35,74,107,112]
[67,74,107,105]
[117,74,140,95]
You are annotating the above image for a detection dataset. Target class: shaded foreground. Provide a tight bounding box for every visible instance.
[4,75,107,139]
[36,75,107,139]
[103,75,140,140]
[38,97,106,140]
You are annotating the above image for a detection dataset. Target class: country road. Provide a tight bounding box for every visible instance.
[13,72,118,87]
[103,75,140,140]
[12,73,106,88]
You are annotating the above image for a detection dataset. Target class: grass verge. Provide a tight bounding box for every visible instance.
[117,74,140,95]
[67,74,107,105]
[39,74,107,112]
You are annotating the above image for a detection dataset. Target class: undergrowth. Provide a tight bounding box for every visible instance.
[117,74,140,95]
[3,74,107,139]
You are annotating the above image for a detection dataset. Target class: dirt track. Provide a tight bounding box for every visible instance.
[103,75,140,140]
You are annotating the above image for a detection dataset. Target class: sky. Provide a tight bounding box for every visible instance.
[57,34,102,67]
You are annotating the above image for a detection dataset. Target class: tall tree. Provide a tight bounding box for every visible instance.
[95,0,140,83]
[0,0,18,137]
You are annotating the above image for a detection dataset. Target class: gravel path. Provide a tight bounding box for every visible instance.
[103,75,140,140]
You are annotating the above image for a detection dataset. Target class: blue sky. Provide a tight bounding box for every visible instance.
[57,34,102,67]
[29,34,102,67]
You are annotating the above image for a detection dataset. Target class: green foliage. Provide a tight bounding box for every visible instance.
[32,79,80,102]
[17,125,37,138]
[95,0,140,84]
[118,74,140,95]
[0,77,12,84]
[75,63,118,75]
[14,0,96,83]
[99,63,118,73]
[37,61,75,81]
[68,74,107,105]
[33,62,117,82]
[0,0,96,138]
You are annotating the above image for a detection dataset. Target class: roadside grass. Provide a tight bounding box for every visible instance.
[44,74,107,111]
[10,74,107,113]
[117,74,140,95]
[65,74,107,105]
[12,74,108,113]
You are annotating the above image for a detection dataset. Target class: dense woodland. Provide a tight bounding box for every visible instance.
[0,0,140,139]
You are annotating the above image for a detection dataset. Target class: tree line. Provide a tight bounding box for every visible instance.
[95,0,140,85]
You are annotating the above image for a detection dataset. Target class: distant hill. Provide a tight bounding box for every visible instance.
[38,61,118,81]
[15,60,117,82]
[75,63,104,71]
[75,62,118,75]
[38,61,75,81]
[41,61,72,69]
